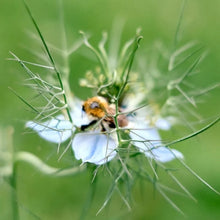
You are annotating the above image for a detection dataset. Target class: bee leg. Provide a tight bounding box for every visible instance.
[101,123,106,132]
[108,122,116,128]
[81,120,97,131]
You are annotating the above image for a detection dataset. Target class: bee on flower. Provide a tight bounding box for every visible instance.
[24,29,184,166]
[81,96,128,131]
[11,5,220,216]
[27,94,183,165]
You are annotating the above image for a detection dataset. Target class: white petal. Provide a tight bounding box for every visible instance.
[72,132,117,165]
[26,115,73,143]
[128,121,161,151]
[155,118,171,130]
[145,147,184,163]
[70,101,90,127]
[128,121,183,163]
[121,93,145,111]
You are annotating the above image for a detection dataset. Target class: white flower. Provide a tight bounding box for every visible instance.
[27,100,117,165]
[26,99,183,165]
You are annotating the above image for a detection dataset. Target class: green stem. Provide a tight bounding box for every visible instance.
[173,0,186,49]
[23,1,73,123]
[5,126,19,219]
[117,35,142,99]
[10,163,19,220]
[114,100,121,144]
[14,152,86,177]
[80,166,97,220]
[80,31,108,76]
[114,35,142,144]
[166,116,220,147]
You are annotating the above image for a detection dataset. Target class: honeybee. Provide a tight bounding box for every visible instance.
[81,96,128,132]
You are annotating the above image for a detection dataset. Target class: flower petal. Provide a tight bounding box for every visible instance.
[72,132,117,165]
[128,121,183,163]
[26,115,73,143]
[145,147,184,163]
[70,99,90,127]
[128,121,161,151]
[155,118,171,130]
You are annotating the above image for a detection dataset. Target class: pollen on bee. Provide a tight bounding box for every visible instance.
[82,96,109,118]
[81,96,129,130]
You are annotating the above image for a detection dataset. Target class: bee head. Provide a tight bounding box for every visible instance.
[82,96,109,118]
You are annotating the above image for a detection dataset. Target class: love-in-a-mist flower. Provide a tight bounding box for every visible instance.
[27,96,183,165]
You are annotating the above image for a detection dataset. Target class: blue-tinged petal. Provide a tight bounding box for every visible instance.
[26,115,73,143]
[145,147,183,163]
[155,118,171,130]
[128,121,183,163]
[72,132,117,165]
[128,121,161,151]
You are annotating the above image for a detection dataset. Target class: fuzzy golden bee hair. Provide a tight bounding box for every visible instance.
[81,96,128,131]
[82,96,109,119]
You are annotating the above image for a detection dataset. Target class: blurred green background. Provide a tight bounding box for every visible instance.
[0,0,219,219]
